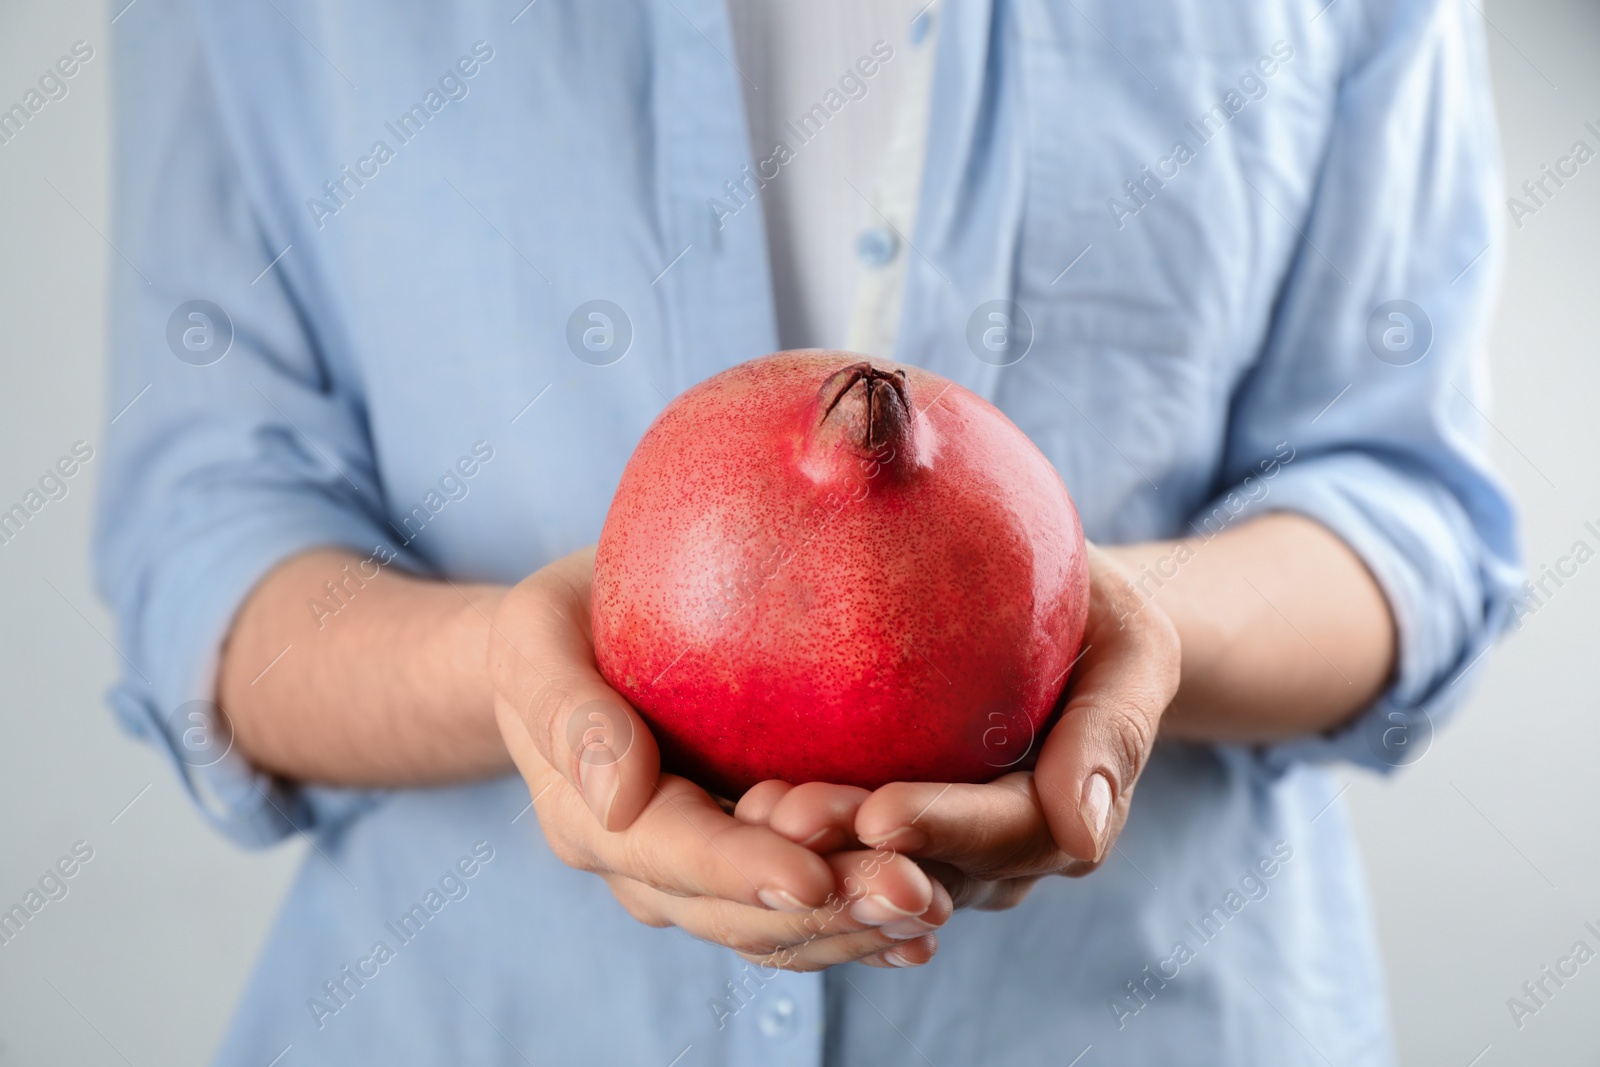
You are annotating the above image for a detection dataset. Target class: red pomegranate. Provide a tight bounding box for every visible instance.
[591,352,1089,795]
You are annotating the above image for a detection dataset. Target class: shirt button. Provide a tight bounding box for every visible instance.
[758,994,799,1040]
[856,227,899,267]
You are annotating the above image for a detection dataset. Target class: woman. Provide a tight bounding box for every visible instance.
[96,0,1517,1062]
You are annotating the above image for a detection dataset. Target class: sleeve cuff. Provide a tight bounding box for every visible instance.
[111,494,415,847]
[1200,452,1514,775]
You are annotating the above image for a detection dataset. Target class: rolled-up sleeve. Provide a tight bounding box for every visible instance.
[94,14,405,845]
[1206,0,1522,774]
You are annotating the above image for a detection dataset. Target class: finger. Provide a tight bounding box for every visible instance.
[854,775,1065,880]
[734,780,794,825]
[701,846,950,947]
[1036,546,1180,864]
[600,873,674,929]
[859,934,939,969]
[748,924,936,972]
[616,846,947,945]
[708,848,951,956]
[825,848,942,936]
[743,878,952,972]
[615,875,949,968]
[767,782,872,853]
[918,860,1040,911]
[487,545,661,831]
[597,773,841,910]
[496,693,573,827]
[606,875,817,953]
[501,704,838,909]
[777,871,950,969]
[603,874,843,951]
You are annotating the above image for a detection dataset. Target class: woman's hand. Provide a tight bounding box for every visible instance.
[745,545,1182,911]
[488,546,952,970]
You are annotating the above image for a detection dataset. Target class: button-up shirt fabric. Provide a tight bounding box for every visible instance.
[94,0,1519,1064]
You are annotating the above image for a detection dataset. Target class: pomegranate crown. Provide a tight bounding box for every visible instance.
[818,361,913,456]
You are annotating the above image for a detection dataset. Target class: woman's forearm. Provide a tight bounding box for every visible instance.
[217,548,512,786]
[1104,513,1397,744]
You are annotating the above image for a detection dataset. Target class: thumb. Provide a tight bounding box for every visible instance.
[1034,547,1178,864]
[488,547,660,831]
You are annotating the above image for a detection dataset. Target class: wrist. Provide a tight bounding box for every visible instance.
[441,582,512,758]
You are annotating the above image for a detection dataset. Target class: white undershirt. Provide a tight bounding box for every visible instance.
[726,0,940,356]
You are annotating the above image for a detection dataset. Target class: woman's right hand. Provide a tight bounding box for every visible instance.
[488,546,950,971]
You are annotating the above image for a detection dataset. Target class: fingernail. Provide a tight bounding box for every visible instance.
[578,756,619,827]
[851,894,919,926]
[883,948,919,967]
[860,826,927,852]
[881,916,937,940]
[799,828,834,848]
[757,887,814,914]
[1081,772,1113,860]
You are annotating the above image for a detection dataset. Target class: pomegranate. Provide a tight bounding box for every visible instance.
[591,352,1089,795]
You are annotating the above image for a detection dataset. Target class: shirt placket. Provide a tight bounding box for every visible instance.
[715,963,825,1066]
[844,2,943,360]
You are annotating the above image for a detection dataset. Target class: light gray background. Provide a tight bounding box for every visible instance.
[0,1,1595,1064]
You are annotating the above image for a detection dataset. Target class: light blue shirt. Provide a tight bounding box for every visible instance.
[95,0,1520,1063]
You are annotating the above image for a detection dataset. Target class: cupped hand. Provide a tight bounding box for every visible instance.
[488,546,951,970]
[747,544,1181,912]
[861,544,1180,905]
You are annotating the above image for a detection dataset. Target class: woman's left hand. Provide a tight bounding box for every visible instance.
[739,544,1181,914]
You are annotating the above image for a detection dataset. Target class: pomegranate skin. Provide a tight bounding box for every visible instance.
[591,351,1089,796]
